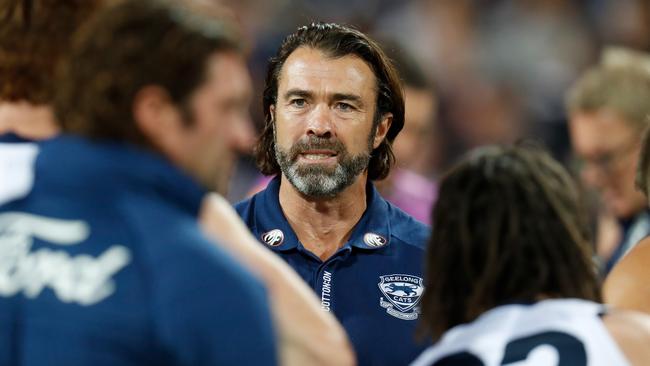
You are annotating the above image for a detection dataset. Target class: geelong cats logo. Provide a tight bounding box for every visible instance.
[261,229,284,247]
[378,274,424,320]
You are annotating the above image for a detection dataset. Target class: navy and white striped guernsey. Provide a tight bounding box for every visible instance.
[411,298,629,366]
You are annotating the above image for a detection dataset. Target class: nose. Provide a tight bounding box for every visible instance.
[306,104,333,138]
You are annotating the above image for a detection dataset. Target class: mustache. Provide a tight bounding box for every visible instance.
[288,136,347,159]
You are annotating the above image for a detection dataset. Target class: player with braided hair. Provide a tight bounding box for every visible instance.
[413,143,650,366]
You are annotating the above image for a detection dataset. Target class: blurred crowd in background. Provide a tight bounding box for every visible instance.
[225,0,650,204]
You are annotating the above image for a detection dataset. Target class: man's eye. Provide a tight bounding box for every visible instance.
[336,102,354,111]
[290,99,306,108]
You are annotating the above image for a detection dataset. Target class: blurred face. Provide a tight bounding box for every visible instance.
[271,47,391,197]
[178,51,255,194]
[569,109,646,219]
[392,87,436,169]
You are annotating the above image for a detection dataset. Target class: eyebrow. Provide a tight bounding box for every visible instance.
[283,89,312,100]
[331,93,363,106]
[282,89,364,106]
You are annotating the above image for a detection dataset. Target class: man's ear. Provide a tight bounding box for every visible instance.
[132,85,183,149]
[373,113,393,149]
[269,104,277,136]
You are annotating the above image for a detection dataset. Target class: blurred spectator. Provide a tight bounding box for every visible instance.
[587,0,650,51]
[375,39,439,224]
[604,113,650,315]
[565,47,650,273]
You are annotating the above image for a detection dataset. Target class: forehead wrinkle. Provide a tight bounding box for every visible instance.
[278,48,378,101]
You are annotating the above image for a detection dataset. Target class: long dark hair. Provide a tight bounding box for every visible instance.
[256,22,404,181]
[420,143,601,340]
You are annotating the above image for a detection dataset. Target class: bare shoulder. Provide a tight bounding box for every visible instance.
[603,310,650,366]
[603,237,650,313]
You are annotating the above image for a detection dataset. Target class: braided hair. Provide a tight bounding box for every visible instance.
[420,142,600,340]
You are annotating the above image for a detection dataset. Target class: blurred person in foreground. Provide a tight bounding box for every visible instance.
[236,22,430,365]
[604,123,650,315]
[412,143,650,366]
[0,0,277,364]
[566,48,650,273]
[0,1,354,364]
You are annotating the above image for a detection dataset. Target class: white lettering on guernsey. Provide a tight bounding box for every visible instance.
[321,270,332,311]
[0,144,38,205]
[0,212,131,305]
[383,275,420,284]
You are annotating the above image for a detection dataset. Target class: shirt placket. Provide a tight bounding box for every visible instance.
[309,246,351,313]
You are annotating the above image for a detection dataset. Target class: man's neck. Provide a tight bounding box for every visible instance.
[0,102,59,140]
[278,173,368,261]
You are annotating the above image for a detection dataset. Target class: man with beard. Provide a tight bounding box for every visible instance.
[236,23,430,366]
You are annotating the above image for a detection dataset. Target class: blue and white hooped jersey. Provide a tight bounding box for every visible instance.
[236,176,432,366]
[411,299,629,366]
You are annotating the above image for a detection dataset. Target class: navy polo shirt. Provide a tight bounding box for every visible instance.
[236,176,431,366]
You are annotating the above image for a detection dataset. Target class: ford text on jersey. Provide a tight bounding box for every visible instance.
[0,135,277,366]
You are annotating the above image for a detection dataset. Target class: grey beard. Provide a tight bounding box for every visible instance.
[275,144,370,198]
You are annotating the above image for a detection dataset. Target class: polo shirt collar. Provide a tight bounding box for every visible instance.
[255,175,392,252]
[40,135,207,216]
[0,132,34,143]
